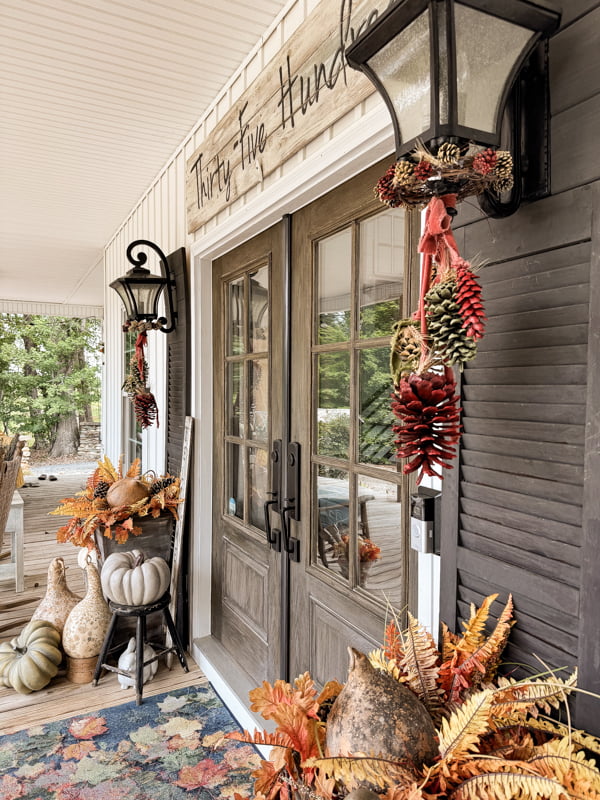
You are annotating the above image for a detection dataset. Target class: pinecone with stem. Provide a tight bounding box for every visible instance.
[455,260,486,340]
[492,174,515,193]
[391,370,461,483]
[134,392,159,429]
[390,319,423,383]
[425,279,478,368]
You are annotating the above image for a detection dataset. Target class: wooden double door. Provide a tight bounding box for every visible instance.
[212,162,419,686]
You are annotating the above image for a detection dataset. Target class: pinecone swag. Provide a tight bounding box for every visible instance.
[455,260,486,340]
[425,278,478,369]
[391,370,461,482]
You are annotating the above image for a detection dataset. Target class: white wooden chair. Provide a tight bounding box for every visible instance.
[0,457,25,593]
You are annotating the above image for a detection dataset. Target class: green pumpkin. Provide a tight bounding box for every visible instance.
[0,619,62,694]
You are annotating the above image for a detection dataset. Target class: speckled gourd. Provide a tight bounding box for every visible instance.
[31,557,81,633]
[62,561,111,659]
[0,619,62,694]
[325,648,438,770]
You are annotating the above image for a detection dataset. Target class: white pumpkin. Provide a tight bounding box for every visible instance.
[101,549,170,606]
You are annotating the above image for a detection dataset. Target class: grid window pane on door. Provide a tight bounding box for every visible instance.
[123,327,142,465]
[313,207,408,602]
[224,264,270,534]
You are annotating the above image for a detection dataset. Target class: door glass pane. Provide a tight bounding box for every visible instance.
[317,351,350,459]
[355,474,403,606]
[226,443,244,521]
[359,209,405,339]
[227,361,244,437]
[318,228,352,343]
[249,447,269,531]
[358,347,395,466]
[249,358,269,441]
[228,277,244,355]
[250,266,269,353]
[316,467,351,582]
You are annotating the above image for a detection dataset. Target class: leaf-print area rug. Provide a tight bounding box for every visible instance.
[0,683,261,800]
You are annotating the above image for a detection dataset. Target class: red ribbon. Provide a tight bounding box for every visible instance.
[135,331,147,381]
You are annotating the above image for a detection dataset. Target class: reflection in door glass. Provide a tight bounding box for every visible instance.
[355,475,403,606]
[318,228,352,343]
[317,351,350,459]
[316,467,351,583]
[250,266,269,353]
[226,443,244,521]
[359,347,395,466]
[249,359,269,441]
[228,278,244,355]
[249,447,269,531]
[359,209,405,339]
[227,361,244,437]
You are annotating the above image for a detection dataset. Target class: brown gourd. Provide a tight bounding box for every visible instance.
[325,648,438,770]
[0,620,62,694]
[31,557,81,633]
[105,476,150,508]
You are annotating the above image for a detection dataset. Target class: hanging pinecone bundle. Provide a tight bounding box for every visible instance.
[425,279,478,368]
[390,319,423,384]
[455,260,486,340]
[391,370,461,483]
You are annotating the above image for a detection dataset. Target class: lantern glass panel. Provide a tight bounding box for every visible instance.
[454,4,534,136]
[367,10,431,146]
[133,282,162,318]
[111,281,136,319]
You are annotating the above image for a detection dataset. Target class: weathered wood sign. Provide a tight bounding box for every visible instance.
[186,0,390,232]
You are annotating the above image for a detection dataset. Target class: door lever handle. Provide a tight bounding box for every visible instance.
[281,503,300,562]
[264,496,281,551]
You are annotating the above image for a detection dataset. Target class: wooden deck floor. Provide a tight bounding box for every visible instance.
[0,471,205,736]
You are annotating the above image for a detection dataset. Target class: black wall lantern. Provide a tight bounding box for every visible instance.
[110,239,177,333]
[346,0,561,215]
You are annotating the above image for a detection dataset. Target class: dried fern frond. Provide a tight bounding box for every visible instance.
[308,755,417,790]
[399,612,444,722]
[457,594,499,655]
[438,689,494,761]
[492,672,577,718]
[529,745,600,792]
[515,716,600,757]
[452,770,566,800]
[126,457,142,478]
[441,621,461,663]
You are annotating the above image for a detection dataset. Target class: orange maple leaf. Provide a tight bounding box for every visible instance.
[175,758,229,790]
[68,716,108,739]
[62,740,97,760]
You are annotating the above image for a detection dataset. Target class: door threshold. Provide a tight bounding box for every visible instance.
[192,635,273,737]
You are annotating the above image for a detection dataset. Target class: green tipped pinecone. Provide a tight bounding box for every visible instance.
[93,480,110,499]
[150,477,176,495]
[436,142,461,164]
[425,279,478,368]
[392,159,414,187]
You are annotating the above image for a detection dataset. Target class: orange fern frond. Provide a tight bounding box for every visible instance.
[96,455,119,483]
[457,594,498,656]
[492,672,577,718]
[385,619,405,662]
[309,755,419,791]
[441,621,461,663]
[126,457,142,477]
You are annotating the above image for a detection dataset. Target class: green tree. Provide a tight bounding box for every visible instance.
[0,314,102,455]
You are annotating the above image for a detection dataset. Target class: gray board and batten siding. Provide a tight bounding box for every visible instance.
[439,2,600,734]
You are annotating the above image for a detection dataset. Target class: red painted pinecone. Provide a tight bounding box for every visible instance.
[413,160,433,181]
[375,164,401,207]
[472,147,497,175]
[391,370,461,483]
[455,259,486,340]
[134,392,159,429]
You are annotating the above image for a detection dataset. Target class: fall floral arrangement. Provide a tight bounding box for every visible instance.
[226,594,600,800]
[51,456,182,551]
[335,535,381,564]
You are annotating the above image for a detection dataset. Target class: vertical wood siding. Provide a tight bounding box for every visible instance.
[440,6,600,732]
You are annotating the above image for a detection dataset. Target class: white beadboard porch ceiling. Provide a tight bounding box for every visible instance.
[0,0,289,312]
